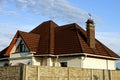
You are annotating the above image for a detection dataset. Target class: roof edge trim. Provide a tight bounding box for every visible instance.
[34,53,120,60]
[85,53,120,60]
[0,57,9,60]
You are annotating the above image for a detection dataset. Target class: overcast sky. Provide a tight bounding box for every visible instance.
[0,0,120,55]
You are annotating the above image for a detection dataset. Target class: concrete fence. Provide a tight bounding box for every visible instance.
[0,65,120,80]
[0,66,21,80]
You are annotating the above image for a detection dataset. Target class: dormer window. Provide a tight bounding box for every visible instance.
[15,40,28,53]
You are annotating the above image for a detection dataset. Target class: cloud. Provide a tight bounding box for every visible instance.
[13,0,95,25]
[0,25,18,50]
[1,11,19,16]
[0,0,19,17]
[0,24,34,51]
[15,0,28,9]
[0,0,99,25]
[0,0,6,9]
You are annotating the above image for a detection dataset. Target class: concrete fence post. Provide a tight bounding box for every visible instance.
[22,65,26,80]
[102,70,105,80]
[68,68,70,80]
[37,66,39,80]
[91,69,93,80]
[108,70,111,80]
[19,64,24,80]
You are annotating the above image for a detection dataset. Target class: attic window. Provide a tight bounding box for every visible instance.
[15,40,28,53]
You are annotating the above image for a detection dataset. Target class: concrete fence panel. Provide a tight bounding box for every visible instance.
[0,66,21,80]
[0,65,120,80]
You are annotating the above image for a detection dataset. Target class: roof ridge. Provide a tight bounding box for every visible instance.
[33,20,59,54]
[56,23,77,31]
[30,20,58,34]
[60,23,77,27]
[49,21,57,54]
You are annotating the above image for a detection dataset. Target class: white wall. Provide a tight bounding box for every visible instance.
[59,56,116,70]
[10,58,32,65]
[9,51,33,65]
[81,57,115,70]
[32,57,41,65]
[107,59,116,69]
[59,56,81,67]
[32,57,53,66]
[10,52,32,58]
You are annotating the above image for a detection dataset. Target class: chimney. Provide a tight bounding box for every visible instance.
[86,19,95,49]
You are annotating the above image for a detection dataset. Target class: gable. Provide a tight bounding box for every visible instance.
[10,36,29,53]
[5,31,40,56]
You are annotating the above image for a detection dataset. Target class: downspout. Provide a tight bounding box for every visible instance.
[30,51,36,65]
[106,59,109,70]
[106,59,111,80]
[106,60,109,80]
[80,54,87,68]
[55,56,60,66]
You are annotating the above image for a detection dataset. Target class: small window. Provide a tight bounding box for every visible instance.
[60,62,67,67]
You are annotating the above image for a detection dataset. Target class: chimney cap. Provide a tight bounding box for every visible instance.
[86,19,94,24]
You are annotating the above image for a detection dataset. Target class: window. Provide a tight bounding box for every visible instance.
[15,40,28,53]
[60,62,67,67]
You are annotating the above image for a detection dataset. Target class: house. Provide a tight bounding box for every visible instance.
[0,19,119,70]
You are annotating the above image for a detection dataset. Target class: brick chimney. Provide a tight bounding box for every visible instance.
[86,19,95,49]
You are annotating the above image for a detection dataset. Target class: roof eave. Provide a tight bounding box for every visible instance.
[34,53,120,60]
[0,57,9,61]
[85,53,120,60]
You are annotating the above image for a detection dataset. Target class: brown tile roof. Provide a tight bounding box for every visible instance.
[30,20,58,54]
[3,20,120,59]
[54,23,119,58]
[55,24,82,54]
